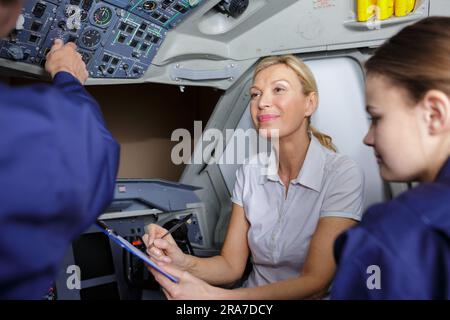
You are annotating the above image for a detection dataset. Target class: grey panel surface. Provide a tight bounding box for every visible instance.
[429,0,450,15]
[141,0,433,89]
[110,178,201,212]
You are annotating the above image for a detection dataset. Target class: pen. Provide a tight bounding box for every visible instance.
[96,220,118,236]
[161,213,193,239]
[95,219,179,283]
[147,213,193,249]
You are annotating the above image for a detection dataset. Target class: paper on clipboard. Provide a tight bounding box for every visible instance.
[96,222,179,283]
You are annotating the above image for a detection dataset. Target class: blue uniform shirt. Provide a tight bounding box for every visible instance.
[331,158,450,299]
[0,72,120,299]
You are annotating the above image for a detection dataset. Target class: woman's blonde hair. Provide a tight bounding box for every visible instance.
[253,54,336,152]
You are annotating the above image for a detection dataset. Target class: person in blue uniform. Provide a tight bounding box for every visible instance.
[331,17,450,299]
[0,0,120,299]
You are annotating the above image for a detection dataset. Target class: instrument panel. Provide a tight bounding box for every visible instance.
[0,0,203,79]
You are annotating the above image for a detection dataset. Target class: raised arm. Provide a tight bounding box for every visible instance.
[0,40,119,299]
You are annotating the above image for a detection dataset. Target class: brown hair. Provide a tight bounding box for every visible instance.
[365,17,450,103]
[253,55,336,152]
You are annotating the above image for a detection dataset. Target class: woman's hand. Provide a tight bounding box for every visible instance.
[142,224,190,270]
[149,264,226,300]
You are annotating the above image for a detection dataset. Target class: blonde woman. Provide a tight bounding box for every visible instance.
[144,55,364,299]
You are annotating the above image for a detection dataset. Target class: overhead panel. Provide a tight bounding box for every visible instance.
[0,0,203,79]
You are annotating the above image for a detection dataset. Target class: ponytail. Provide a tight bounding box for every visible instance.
[309,123,336,152]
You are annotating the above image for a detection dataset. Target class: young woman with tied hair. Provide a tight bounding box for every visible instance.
[332,17,450,299]
[143,54,365,299]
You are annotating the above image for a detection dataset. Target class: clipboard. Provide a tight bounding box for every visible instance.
[96,220,179,283]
